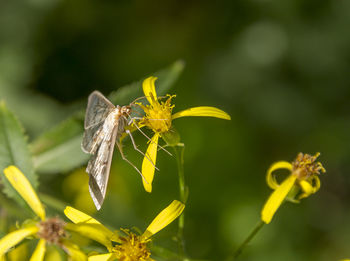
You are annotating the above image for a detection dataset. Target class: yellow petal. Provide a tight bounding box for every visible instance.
[172,106,231,120]
[261,175,297,224]
[142,133,159,193]
[313,176,321,192]
[298,179,318,200]
[65,223,112,250]
[29,239,46,261]
[64,207,113,239]
[62,241,87,261]
[3,166,45,220]
[142,76,158,105]
[88,253,115,261]
[266,161,293,190]
[143,200,185,239]
[0,226,39,257]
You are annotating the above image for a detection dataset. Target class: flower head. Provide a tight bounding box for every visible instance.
[261,153,326,224]
[137,76,231,192]
[0,166,86,260]
[64,200,185,261]
[112,229,152,261]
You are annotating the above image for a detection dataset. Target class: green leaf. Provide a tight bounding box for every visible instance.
[31,60,185,174]
[31,116,89,174]
[0,102,37,205]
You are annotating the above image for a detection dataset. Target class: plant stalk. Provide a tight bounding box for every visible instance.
[227,220,265,260]
[173,144,187,258]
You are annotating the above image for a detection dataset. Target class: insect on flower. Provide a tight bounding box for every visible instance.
[82,91,151,210]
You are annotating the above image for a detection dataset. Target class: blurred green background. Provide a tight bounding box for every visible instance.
[1,0,350,260]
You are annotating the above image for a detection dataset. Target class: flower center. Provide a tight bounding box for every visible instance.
[113,229,152,261]
[292,152,326,180]
[37,217,66,245]
[140,95,175,133]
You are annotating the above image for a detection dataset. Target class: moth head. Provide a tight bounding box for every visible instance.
[121,105,132,115]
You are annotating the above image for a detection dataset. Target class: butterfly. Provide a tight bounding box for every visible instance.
[82,91,146,210]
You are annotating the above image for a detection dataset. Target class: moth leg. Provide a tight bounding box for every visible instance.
[125,129,159,171]
[116,141,148,184]
[127,116,172,156]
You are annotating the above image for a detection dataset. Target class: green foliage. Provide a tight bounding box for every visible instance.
[0,102,37,206]
[109,60,185,105]
[30,60,185,174]
[31,116,87,174]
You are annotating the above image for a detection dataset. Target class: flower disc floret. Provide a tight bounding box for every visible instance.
[37,217,67,245]
[113,229,152,261]
[139,95,175,133]
[292,152,326,180]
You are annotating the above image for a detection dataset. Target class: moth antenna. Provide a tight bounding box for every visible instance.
[130,95,170,106]
[130,96,147,104]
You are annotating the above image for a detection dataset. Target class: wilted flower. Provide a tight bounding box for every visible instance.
[261,153,326,224]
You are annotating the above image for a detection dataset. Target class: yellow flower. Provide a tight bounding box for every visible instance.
[64,200,185,261]
[137,76,231,192]
[261,153,326,224]
[0,166,87,261]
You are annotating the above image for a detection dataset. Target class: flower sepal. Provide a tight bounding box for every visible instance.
[161,128,181,147]
[285,186,301,203]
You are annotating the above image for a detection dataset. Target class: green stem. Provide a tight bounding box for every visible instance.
[227,220,265,261]
[173,144,187,258]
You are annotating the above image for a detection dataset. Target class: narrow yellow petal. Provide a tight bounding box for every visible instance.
[266,161,293,189]
[142,76,158,105]
[313,176,321,192]
[261,175,297,224]
[142,133,159,193]
[88,253,115,261]
[64,207,113,239]
[172,106,231,120]
[3,166,45,220]
[29,239,46,261]
[65,223,112,250]
[298,180,317,200]
[62,241,87,261]
[143,200,185,238]
[0,226,38,257]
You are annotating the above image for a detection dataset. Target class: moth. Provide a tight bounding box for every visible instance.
[82,91,148,210]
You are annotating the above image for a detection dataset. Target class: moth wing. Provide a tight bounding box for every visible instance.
[85,91,115,129]
[86,126,118,210]
[81,121,103,154]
